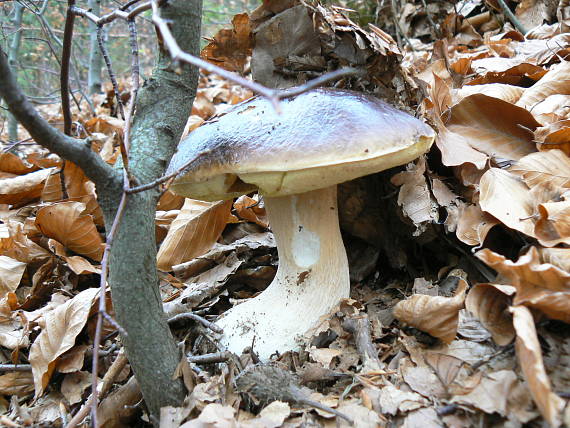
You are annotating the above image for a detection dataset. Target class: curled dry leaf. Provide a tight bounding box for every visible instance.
[393,278,468,343]
[0,372,35,396]
[29,287,99,397]
[511,305,565,427]
[538,247,570,271]
[35,201,104,261]
[476,247,570,323]
[465,283,516,346]
[0,152,36,175]
[0,168,54,205]
[0,255,26,297]
[455,204,499,246]
[534,121,570,156]
[510,149,570,189]
[234,195,268,228]
[516,60,570,110]
[479,168,536,237]
[453,83,524,104]
[443,94,539,163]
[157,199,232,271]
[536,199,570,246]
[0,221,51,263]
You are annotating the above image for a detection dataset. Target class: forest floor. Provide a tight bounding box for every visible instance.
[1,0,570,426]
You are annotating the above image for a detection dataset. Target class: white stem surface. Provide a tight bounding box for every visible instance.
[216,185,350,359]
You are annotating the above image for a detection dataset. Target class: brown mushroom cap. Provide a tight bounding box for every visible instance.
[168,88,435,201]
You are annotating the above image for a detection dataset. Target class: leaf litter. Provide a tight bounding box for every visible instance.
[2,0,570,426]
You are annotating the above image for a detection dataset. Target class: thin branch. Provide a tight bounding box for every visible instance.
[125,149,211,194]
[187,351,231,364]
[0,49,115,185]
[97,25,125,119]
[61,0,76,136]
[496,0,528,34]
[168,312,223,333]
[0,364,31,372]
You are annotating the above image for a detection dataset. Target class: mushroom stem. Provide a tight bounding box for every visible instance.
[217,185,350,359]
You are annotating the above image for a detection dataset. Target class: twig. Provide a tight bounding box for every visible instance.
[279,68,360,99]
[90,192,128,428]
[496,0,528,34]
[168,312,223,333]
[125,149,211,194]
[187,351,231,364]
[342,315,383,373]
[0,364,31,372]
[61,0,76,136]
[97,25,125,120]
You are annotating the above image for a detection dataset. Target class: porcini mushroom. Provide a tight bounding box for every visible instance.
[167,88,435,359]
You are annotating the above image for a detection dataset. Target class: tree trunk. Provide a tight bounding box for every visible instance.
[87,0,103,95]
[97,0,202,418]
[7,2,24,141]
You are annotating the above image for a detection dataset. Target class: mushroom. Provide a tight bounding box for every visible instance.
[167,88,435,359]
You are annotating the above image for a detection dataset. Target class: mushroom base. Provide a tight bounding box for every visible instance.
[216,185,350,359]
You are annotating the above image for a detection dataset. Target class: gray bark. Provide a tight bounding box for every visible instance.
[87,0,103,95]
[99,0,202,418]
[7,2,24,141]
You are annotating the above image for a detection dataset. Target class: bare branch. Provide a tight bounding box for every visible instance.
[0,50,115,185]
[61,0,77,136]
[168,312,223,333]
[97,25,125,119]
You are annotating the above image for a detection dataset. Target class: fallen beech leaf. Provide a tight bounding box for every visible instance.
[536,200,570,246]
[510,149,570,189]
[455,204,499,246]
[63,256,101,275]
[476,247,570,322]
[479,168,536,237]
[234,195,268,228]
[454,83,524,104]
[391,157,438,235]
[465,283,516,345]
[29,287,99,397]
[61,371,91,405]
[444,94,539,163]
[0,371,34,396]
[516,60,570,110]
[538,247,570,271]
[0,221,51,263]
[0,152,36,175]
[511,306,565,427]
[393,278,468,343]
[35,202,104,261]
[0,256,26,296]
[157,199,232,271]
[0,168,54,205]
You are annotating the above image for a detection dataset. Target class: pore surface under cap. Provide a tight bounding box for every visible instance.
[168,88,435,200]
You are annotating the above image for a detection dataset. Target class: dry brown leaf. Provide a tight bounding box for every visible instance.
[393,278,468,343]
[455,204,499,246]
[444,94,539,163]
[29,287,99,397]
[534,121,570,156]
[517,60,570,110]
[157,199,231,271]
[0,168,54,205]
[61,371,91,405]
[0,152,36,175]
[0,255,26,297]
[0,372,34,396]
[510,149,570,189]
[538,247,570,271]
[0,221,51,263]
[234,195,268,228]
[201,13,253,73]
[511,305,565,427]
[391,157,438,235]
[536,200,570,246]
[63,256,101,275]
[453,83,524,104]
[479,168,536,237]
[157,190,185,212]
[35,201,104,261]
[465,283,515,345]
[477,247,570,323]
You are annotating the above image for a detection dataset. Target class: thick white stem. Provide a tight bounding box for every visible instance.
[216,185,350,359]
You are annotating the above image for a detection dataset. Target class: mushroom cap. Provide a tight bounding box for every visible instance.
[168,88,435,201]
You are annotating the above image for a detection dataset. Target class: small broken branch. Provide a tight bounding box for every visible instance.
[342,314,383,373]
[187,351,231,364]
[168,312,223,333]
